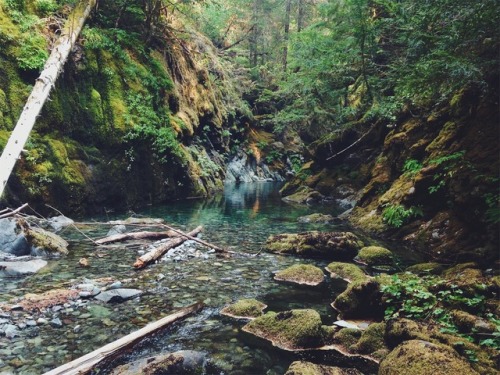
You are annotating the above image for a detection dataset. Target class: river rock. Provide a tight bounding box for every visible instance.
[0,259,47,277]
[325,262,367,284]
[109,350,211,375]
[274,264,324,286]
[332,279,383,319]
[379,340,479,375]
[284,361,363,375]
[354,246,393,266]
[297,213,334,223]
[106,225,127,236]
[47,215,74,232]
[265,231,363,260]
[94,289,142,303]
[220,299,267,319]
[0,218,31,256]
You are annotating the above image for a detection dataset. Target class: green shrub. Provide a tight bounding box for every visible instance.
[402,159,423,177]
[382,204,423,228]
[35,0,58,16]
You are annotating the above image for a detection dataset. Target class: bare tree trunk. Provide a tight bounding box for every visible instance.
[43,302,204,375]
[297,0,305,32]
[95,230,178,245]
[0,0,97,198]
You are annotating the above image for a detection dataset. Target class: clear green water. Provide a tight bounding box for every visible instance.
[0,182,420,374]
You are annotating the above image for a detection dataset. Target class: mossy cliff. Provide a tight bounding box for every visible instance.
[281,85,499,263]
[0,1,248,214]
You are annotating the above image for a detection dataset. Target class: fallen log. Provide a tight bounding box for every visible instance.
[133,226,203,269]
[95,230,178,245]
[43,301,204,375]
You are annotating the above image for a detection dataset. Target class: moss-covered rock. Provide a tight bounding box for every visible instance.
[355,246,393,266]
[351,322,387,355]
[220,299,267,320]
[274,264,325,286]
[332,328,362,349]
[282,186,325,204]
[384,318,430,348]
[378,340,479,375]
[450,310,497,334]
[265,231,363,260]
[406,262,444,275]
[297,213,334,223]
[284,361,363,375]
[441,263,486,296]
[242,309,328,349]
[325,262,367,283]
[332,279,383,319]
[18,219,68,255]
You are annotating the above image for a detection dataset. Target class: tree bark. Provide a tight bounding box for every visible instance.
[0,0,97,198]
[283,0,292,72]
[133,226,203,269]
[95,230,178,245]
[42,302,204,375]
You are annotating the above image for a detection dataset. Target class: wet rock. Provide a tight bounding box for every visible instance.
[325,262,367,283]
[265,231,363,260]
[225,151,285,183]
[284,361,363,375]
[106,224,127,236]
[332,280,383,319]
[283,187,324,204]
[274,264,325,286]
[297,213,334,224]
[351,322,388,357]
[94,289,142,303]
[50,318,63,328]
[0,259,47,277]
[4,324,20,338]
[17,219,68,256]
[47,215,74,232]
[354,246,393,266]
[243,309,329,350]
[220,299,267,320]
[109,350,211,375]
[0,218,30,256]
[379,340,479,375]
[332,328,362,348]
[405,262,444,275]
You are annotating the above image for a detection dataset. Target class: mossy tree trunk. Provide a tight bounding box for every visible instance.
[0,0,97,198]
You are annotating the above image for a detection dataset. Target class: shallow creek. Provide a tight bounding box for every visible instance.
[0,183,421,374]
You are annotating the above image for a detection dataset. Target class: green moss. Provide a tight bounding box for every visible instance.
[332,328,362,349]
[332,279,382,319]
[220,299,267,319]
[284,361,362,375]
[45,138,68,164]
[406,262,444,275]
[352,322,387,354]
[378,340,479,375]
[356,246,394,266]
[274,264,325,286]
[62,160,88,186]
[325,262,367,283]
[19,219,69,255]
[384,318,430,348]
[243,309,327,349]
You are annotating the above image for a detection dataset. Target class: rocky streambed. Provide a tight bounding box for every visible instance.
[0,183,498,374]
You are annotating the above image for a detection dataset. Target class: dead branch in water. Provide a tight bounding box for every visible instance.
[0,203,29,219]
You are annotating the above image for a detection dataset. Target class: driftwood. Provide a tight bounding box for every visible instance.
[0,203,28,219]
[133,226,203,269]
[43,302,204,375]
[0,0,97,197]
[95,230,178,245]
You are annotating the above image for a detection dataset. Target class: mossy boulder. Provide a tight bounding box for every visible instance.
[18,219,68,255]
[332,328,362,349]
[284,361,363,375]
[297,213,334,224]
[378,340,479,375]
[242,309,328,350]
[441,263,487,296]
[220,299,267,319]
[406,262,444,275]
[283,186,325,204]
[274,264,325,286]
[351,322,388,356]
[355,246,393,266]
[265,231,363,260]
[450,310,497,334]
[384,318,430,348]
[325,262,367,283]
[332,280,383,319]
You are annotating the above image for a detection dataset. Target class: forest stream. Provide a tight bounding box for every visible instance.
[0,182,421,374]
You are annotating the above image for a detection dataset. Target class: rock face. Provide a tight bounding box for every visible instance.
[265,232,363,260]
[274,264,325,286]
[225,151,285,182]
[297,213,335,223]
[378,340,479,375]
[284,361,363,375]
[243,309,329,350]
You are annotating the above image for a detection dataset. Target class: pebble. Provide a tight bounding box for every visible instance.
[73,325,81,333]
[50,318,63,328]
[5,325,20,338]
[36,318,48,325]
[25,320,37,327]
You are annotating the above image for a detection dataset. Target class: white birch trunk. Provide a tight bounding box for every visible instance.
[0,0,97,198]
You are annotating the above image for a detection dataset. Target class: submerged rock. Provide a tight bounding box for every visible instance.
[109,350,211,375]
[220,299,267,319]
[378,340,479,375]
[94,289,142,303]
[243,309,329,350]
[0,259,47,277]
[297,213,334,223]
[274,264,325,286]
[354,246,393,266]
[265,231,363,260]
[284,361,363,375]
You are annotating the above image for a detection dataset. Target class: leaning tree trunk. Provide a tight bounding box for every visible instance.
[0,0,97,198]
